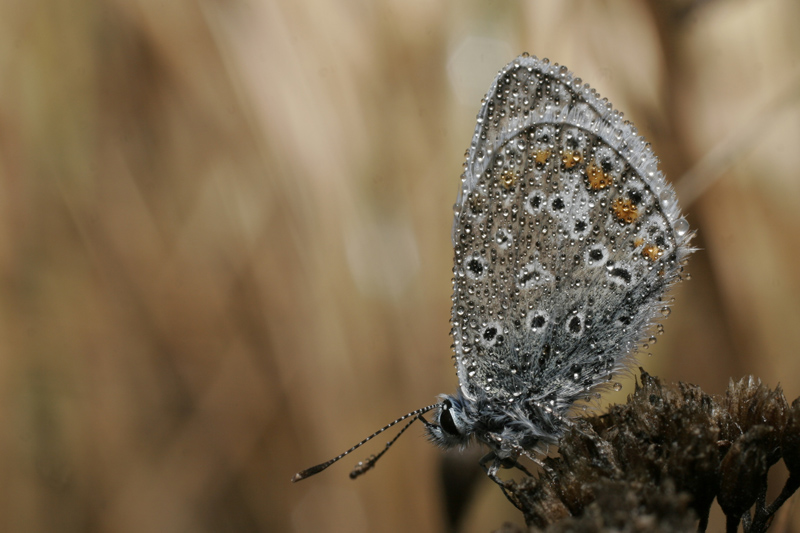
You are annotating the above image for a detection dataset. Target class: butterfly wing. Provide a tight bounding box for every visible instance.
[451,55,691,411]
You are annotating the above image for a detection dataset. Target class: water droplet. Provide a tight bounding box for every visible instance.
[612,382,623,392]
[674,218,690,236]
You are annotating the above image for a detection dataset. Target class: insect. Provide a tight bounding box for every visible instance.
[292,54,692,499]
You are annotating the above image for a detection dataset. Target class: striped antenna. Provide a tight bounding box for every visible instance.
[291,403,440,482]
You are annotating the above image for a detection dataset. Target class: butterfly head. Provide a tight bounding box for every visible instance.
[425,394,475,449]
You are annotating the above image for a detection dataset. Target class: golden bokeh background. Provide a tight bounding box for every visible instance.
[2,0,800,532]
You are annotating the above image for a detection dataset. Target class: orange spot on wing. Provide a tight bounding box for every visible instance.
[561,151,583,169]
[612,198,638,223]
[585,162,613,190]
[534,150,551,166]
[500,169,517,189]
[642,244,662,261]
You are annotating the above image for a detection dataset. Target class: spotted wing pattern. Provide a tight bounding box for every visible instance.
[450,55,691,413]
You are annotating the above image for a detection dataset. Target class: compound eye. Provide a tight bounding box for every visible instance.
[439,402,459,436]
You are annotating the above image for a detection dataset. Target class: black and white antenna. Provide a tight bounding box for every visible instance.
[291,403,440,482]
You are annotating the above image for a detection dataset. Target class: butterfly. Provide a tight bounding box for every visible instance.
[292,54,692,503]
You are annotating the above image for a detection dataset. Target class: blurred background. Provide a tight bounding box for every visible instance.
[2,0,799,531]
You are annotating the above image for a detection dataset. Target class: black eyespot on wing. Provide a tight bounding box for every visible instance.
[483,326,497,342]
[609,266,632,284]
[518,270,533,285]
[467,257,484,276]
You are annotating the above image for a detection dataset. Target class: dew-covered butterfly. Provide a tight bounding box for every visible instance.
[292,54,692,501]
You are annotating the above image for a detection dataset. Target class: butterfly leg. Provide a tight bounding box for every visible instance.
[479,451,524,511]
[522,448,558,481]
